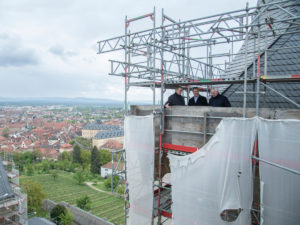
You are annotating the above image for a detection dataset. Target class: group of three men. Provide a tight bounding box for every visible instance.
[165,86,231,108]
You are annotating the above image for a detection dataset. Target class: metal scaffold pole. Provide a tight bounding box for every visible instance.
[152,7,156,109]
[124,16,128,116]
[124,15,129,225]
[256,3,261,116]
[243,2,249,118]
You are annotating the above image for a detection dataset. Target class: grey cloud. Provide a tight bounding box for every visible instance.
[49,44,77,59]
[0,0,256,100]
[0,34,39,67]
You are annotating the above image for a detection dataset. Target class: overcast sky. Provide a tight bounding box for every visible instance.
[0,0,256,102]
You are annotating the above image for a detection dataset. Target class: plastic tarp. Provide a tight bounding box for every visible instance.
[258,119,300,225]
[125,115,155,225]
[169,118,257,225]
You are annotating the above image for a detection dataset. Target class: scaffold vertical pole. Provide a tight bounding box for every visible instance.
[243,2,249,117]
[152,7,156,110]
[256,5,261,116]
[125,16,128,116]
[157,9,167,224]
[124,15,129,225]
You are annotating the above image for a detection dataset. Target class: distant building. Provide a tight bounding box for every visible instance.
[59,143,73,153]
[100,139,123,151]
[38,148,59,160]
[92,130,124,149]
[48,136,59,146]
[82,123,121,139]
[82,121,124,149]
[101,161,125,178]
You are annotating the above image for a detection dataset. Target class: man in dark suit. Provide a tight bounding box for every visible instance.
[209,88,231,107]
[165,86,185,108]
[188,87,208,106]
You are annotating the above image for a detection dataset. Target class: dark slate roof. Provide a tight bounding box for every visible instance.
[83,123,121,130]
[0,157,14,201]
[94,130,124,140]
[222,0,296,79]
[221,0,300,108]
[28,217,55,225]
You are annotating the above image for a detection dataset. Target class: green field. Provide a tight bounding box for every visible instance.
[93,182,107,191]
[20,171,125,225]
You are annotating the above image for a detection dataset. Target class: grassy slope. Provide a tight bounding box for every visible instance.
[20,171,125,225]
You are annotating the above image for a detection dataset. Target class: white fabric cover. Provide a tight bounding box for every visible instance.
[169,118,257,225]
[258,119,300,225]
[125,115,155,225]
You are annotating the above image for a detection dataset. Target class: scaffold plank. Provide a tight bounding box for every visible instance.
[163,143,198,153]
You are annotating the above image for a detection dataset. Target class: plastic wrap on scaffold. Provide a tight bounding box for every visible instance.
[169,118,257,225]
[125,115,155,225]
[258,118,300,225]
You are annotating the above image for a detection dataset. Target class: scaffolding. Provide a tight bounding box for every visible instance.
[110,149,126,195]
[0,152,27,225]
[96,0,300,224]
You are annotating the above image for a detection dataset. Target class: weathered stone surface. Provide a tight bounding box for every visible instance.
[131,105,300,147]
[42,199,113,225]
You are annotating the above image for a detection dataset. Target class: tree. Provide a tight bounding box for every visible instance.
[75,137,92,149]
[33,149,43,161]
[90,146,100,174]
[61,151,72,161]
[80,150,91,169]
[104,175,120,190]
[23,151,38,164]
[116,184,125,195]
[49,161,56,170]
[72,170,86,184]
[22,180,46,212]
[73,145,81,164]
[59,210,73,225]
[99,149,111,166]
[76,195,91,211]
[50,170,58,180]
[1,128,9,138]
[26,164,34,176]
[50,205,67,223]
[34,163,43,174]
[41,160,49,173]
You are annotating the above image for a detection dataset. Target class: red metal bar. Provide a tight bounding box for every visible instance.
[125,68,128,84]
[163,143,198,153]
[161,210,172,218]
[291,74,300,78]
[127,13,154,24]
[158,133,163,217]
[252,139,258,165]
[211,78,225,81]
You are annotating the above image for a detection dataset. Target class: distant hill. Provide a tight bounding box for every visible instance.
[0,97,151,106]
[0,97,123,106]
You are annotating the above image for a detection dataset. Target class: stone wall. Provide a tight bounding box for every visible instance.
[42,199,114,225]
[130,105,300,179]
[131,105,300,147]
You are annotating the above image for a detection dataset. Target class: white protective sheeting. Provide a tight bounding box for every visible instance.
[258,119,300,225]
[169,118,257,225]
[125,115,155,225]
